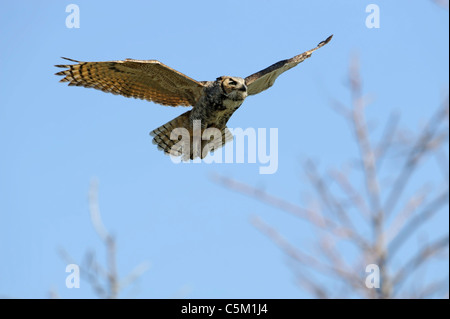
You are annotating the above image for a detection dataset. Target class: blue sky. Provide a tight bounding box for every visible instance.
[0,1,448,298]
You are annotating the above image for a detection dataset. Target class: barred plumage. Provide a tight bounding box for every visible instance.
[55,58,204,106]
[150,110,233,160]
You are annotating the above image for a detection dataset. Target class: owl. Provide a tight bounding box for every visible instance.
[55,35,332,160]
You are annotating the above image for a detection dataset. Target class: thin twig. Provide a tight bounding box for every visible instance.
[212,173,370,251]
[388,191,449,258]
[392,235,449,293]
[375,112,400,172]
[383,104,448,218]
[251,215,368,294]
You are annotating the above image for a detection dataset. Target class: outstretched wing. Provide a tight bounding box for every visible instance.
[55,58,205,107]
[245,35,333,96]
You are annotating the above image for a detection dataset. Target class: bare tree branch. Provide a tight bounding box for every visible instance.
[212,173,371,251]
[384,186,430,244]
[392,235,449,293]
[250,216,369,295]
[388,191,449,258]
[58,179,148,298]
[375,112,400,172]
[304,160,361,235]
[431,0,449,9]
[383,103,448,218]
[329,169,371,221]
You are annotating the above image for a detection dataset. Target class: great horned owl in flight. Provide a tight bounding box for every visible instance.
[56,35,332,160]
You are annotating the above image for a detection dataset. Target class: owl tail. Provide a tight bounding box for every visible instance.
[150,110,233,160]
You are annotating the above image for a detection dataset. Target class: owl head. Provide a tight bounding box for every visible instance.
[217,76,247,100]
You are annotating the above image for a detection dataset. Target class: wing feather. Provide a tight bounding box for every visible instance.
[245,35,333,96]
[55,58,205,107]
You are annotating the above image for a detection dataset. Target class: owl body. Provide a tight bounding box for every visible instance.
[55,35,332,160]
[148,76,247,159]
[190,76,247,129]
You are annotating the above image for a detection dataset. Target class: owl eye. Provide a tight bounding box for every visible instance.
[228,79,237,86]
